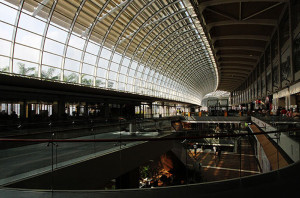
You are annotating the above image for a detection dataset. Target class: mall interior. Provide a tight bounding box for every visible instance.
[0,0,299,197]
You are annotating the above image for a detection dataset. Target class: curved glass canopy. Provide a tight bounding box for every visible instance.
[0,0,218,105]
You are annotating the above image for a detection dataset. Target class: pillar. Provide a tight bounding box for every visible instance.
[56,100,65,119]
[19,101,27,120]
[104,102,110,120]
[150,102,153,118]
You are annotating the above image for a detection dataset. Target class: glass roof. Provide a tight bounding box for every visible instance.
[0,0,218,105]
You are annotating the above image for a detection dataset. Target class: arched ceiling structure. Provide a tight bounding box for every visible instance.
[190,0,288,91]
[0,0,219,105]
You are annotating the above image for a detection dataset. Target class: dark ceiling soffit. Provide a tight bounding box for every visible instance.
[0,74,191,105]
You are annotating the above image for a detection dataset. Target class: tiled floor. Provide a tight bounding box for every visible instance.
[189,138,260,182]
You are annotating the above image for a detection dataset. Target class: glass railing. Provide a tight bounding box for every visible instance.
[0,119,299,197]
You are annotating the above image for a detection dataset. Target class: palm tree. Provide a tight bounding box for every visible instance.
[41,67,59,80]
[95,79,104,87]
[63,72,78,83]
[81,74,92,86]
[17,62,36,77]
[0,65,9,72]
[108,81,114,88]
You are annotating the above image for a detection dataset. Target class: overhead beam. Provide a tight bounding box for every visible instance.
[206,8,237,21]
[220,66,253,71]
[199,0,288,13]
[207,19,277,31]
[211,35,270,43]
[243,2,283,20]
[214,46,265,52]
[221,72,249,77]
[217,54,259,60]
[220,70,251,75]
[219,61,255,66]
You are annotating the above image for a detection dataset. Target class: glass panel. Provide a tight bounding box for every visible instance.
[127,77,133,84]
[100,47,112,59]
[0,39,11,56]
[66,46,82,61]
[86,42,99,55]
[46,25,68,43]
[63,71,78,83]
[18,12,45,35]
[82,63,94,75]
[14,44,39,63]
[128,69,135,76]
[118,82,125,90]
[41,66,60,80]
[136,71,142,78]
[126,84,132,91]
[119,74,126,82]
[44,39,65,55]
[69,34,85,49]
[0,22,14,40]
[81,74,93,86]
[112,52,122,64]
[110,62,119,72]
[95,77,106,87]
[107,80,115,89]
[120,65,127,74]
[97,67,106,78]
[15,29,42,49]
[42,52,62,68]
[98,58,109,69]
[0,55,10,72]
[122,57,130,66]
[138,64,144,72]
[108,71,117,81]
[13,60,38,77]
[83,53,97,65]
[64,58,80,72]
[131,61,138,70]
[0,3,18,25]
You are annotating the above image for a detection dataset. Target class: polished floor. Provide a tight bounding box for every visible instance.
[190,137,260,182]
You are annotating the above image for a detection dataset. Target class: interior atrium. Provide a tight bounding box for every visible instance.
[0,0,299,197]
